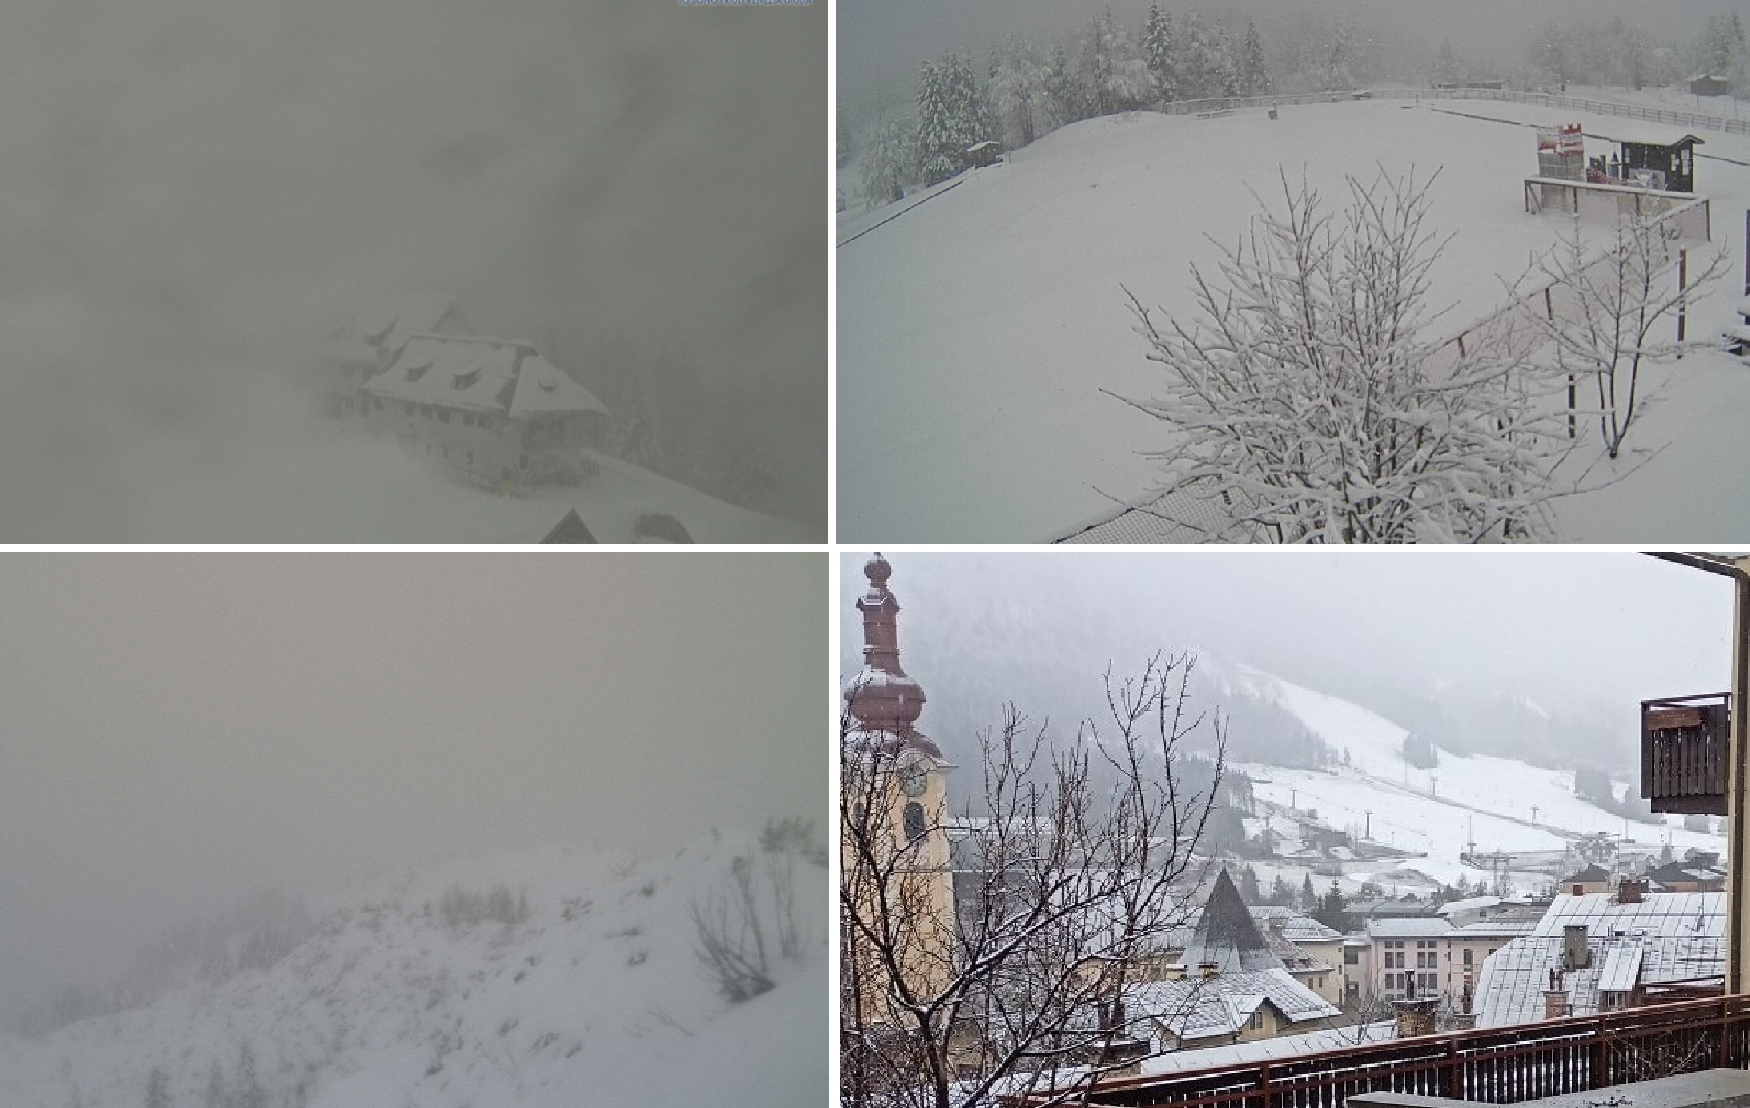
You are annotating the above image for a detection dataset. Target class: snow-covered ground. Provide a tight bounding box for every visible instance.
[838,94,1750,542]
[0,831,826,1108]
[1214,663,1727,891]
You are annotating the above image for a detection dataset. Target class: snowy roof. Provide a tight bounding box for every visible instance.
[1451,919,1535,940]
[1596,125,1706,149]
[1137,1021,1397,1076]
[1438,896,1502,917]
[540,509,596,543]
[1249,908,1342,944]
[1473,931,1724,1027]
[1367,918,1454,939]
[1530,893,1725,937]
[1181,871,1285,975]
[364,335,608,419]
[1125,969,1341,1042]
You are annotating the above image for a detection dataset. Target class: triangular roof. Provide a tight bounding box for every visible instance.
[1181,870,1285,976]
[541,509,596,543]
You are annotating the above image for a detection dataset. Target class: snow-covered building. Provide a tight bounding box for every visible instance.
[325,295,472,418]
[1124,969,1342,1051]
[1472,888,1725,1027]
[361,334,609,493]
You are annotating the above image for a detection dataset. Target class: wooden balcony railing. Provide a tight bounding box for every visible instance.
[1008,996,1750,1108]
[1641,693,1730,816]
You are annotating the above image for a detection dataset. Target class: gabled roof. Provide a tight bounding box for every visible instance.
[365,335,608,419]
[1182,870,1283,975]
[1560,864,1611,884]
[1125,969,1340,1041]
[335,295,471,364]
[541,509,596,543]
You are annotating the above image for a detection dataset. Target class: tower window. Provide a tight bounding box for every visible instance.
[903,802,925,842]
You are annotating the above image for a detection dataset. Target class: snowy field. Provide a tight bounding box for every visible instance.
[0,831,826,1108]
[838,95,1750,542]
[1215,663,1727,890]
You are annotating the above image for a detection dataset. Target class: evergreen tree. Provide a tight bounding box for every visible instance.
[1313,881,1352,932]
[989,35,1042,147]
[1043,46,1081,128]
[145,1066,171,1108]
[1238,865,1262,903]
[860,115,913,206]
[1175,13,1223,99]
[915,52,992,186]
[1269,874,1293,905]
[1142,4,1176,102]
[1238,21,1272,96]
[1300,873,1317,911]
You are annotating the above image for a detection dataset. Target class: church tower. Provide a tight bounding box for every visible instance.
[841,553,956,1021]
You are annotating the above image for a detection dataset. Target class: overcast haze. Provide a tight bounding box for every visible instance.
[0,552,824,1022]
[0,0,824,538]
[841,550,1735,744]
[840,0,1745,104]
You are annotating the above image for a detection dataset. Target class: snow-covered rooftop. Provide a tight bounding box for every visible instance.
[364,334,608,419]
[1125,968,1341,1042]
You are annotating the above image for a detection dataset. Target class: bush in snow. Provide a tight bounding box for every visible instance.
[1117,168,1587,542]
[691,855,782,1002]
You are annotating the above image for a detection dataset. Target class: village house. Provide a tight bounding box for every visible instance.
[360,334,609,493]
[1471,879,1725,1027]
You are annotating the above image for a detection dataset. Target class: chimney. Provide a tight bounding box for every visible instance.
[1394,997,1439,1038]
[1544,988,1570,1019]
[1617,878,1644,904]
[1563,924,1590,969]
[1199,961,1219,980]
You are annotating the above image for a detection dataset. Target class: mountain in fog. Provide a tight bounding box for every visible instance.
[0,829,826,1108]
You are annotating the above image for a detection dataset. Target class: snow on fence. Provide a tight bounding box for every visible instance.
[1160,87,1750,138]
[1421,195,1710,387]
[1006,994,1750,1108]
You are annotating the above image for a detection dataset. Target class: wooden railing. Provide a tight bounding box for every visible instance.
[1009,996,1750,1107]
[1641,693,1731,815]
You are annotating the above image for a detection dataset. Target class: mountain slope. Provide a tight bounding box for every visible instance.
[0,831,826,1108]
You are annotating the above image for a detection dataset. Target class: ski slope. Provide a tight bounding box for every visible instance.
[0,831,826,1108]
[838,95,1750,543]
[1216,664,1726,887]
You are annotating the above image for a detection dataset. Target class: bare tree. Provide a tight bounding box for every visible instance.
[1113,168,1583,542]
[691,856,780,1003]
[840,652,1226,1108]
[1514,212,1727,460]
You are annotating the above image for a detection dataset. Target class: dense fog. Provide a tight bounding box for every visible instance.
[840,551,1734,772]
[0,553,825,1030]
[0,1,825,539]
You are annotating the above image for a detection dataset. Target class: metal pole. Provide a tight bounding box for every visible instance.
[1679,249,1689,352]
[1734,566,1749,995]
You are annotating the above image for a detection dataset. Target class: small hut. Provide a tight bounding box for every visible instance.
[963,140,1003,168]
[1690,75,1734,97]
[1612,130,1704,193]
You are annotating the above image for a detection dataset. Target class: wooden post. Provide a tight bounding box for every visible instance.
[1679,249,1689,353]
[1743,209,1749,296]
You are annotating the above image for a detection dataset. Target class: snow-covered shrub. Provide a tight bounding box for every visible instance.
[1118,168,1585,542]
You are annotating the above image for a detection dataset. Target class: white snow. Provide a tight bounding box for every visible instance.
[1217,664,1727,889]
[838,94,1750,542]
[0,831,826,1108]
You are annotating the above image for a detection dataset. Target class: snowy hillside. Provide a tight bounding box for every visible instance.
[1214,663,1727,888]
[0,831,826,1108]
[839,95,1750,542]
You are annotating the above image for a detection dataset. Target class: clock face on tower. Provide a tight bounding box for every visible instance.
[898,754,928,798]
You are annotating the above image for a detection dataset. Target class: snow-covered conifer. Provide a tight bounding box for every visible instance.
[1141,4,1176,103]
[1238,20,1272,96]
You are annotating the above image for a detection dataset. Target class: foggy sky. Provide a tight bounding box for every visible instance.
[0,552,824,1020]
[0,0,824,537]
[841,0,1743,106]
[841,550,1735,732]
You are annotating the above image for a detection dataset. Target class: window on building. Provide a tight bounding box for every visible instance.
[1463,948,1473,967]
[903,802,925,842]
[1418,972,1438,993]
[1249,1011,1264,1031]
[438,409,451,423]
[1345,947,1359,965]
